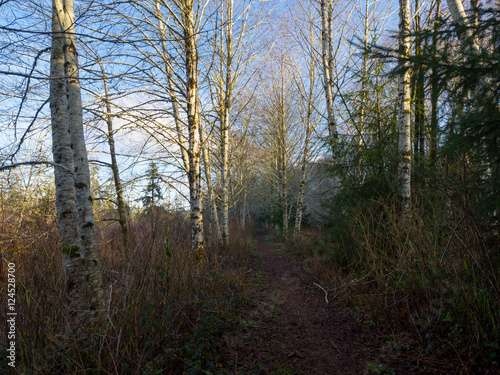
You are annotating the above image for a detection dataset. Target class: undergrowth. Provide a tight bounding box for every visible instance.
[0,205,253,374]
[285,192,499,374]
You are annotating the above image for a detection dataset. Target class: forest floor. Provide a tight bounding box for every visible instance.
[222,228,432,374]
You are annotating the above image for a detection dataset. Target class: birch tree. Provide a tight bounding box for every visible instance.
[445,0,498,110]
[154,0,190,172]
[294,67,315,234]
[50,0,104,327]
[257,42,301,232]
[200,120,222,245]
[445,0,480,51]
[443,0,498,108]
[398,0,412,212]
[413,0,425,163]
[358,0,370,148]
[218,0,234,247]
[182,0,205,259]
[86,52,129,249]
[100,61,129,249]
[320,0,338,148]
[429,0,441,162]
[444,0,499,217]
[206,0,260,246]
[292,13,321,235]
[116,0,207,259]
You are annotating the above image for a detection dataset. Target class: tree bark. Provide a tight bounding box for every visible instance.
[280,69,288,232]
[446,0,480,52]
[51,0,104,327]
[51,0,83,322]
[295,23,315,235]
[320,0,338,153]
[359,0,369,147]
[183,0,205,260]
[430,0,441,162]
[414,0,425,163]
[200,122,222,246]
[220,0,234,247]
[398,0,412,213]
[99,60,129,249]
[294,118,311,235]
[156,0,190,173]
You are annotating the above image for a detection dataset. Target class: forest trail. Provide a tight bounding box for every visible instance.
[224,228,413,374]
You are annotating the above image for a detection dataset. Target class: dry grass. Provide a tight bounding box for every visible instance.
[0,204,254,374]
[286,200,499,371]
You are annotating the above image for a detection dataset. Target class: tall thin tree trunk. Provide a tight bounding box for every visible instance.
[446,0,480,52]
[51,0,104,327]
[446,0,496,182]
[430,0,441,163]
[281,162,288,232]
[240,190,246,230]
[359,49,368,147]
[359,0,369,146]
[280,71,288,233]
[446,0,497,226]
[294,120,311,235]
[220,0,234,247]
[295,24,315,235]
[414,0,425,163]
[357,0,370,183]
[376,75,383,174]
[156,0,190,173]
[200,122,222,245]
[62,0,104,321]
[320,0,338,153]
[398,0,412,212]
[183,1,205,260]
[51,1,84,322]
[99,60,128,249]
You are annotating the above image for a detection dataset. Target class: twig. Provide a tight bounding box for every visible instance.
[313,282,329,303]
[330,339,342,353]
[0,161,73,173]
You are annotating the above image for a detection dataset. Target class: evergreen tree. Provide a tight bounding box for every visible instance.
[141,162,163,209]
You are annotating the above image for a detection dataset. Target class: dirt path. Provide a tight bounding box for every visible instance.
[224,228,410,374]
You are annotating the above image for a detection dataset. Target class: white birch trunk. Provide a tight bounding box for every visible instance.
[156,0,190,173]
[446,0,495,219]
[183,1,205,260]
[200,122,222,245]
[51,0,104,326]
[398,0,412,212]
[50,3,84,321]
[220,0,234,247]
[61,0,104,318]
[294,125,311,234]
[446,0,495,109]
[357,22,369,182]
[295,25,315,235]
[446,0,480,52]
[320,0,337,149]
